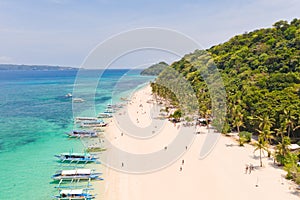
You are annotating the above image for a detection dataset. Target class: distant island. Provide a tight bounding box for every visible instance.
[140,61,168,76]
[0,64,77,71]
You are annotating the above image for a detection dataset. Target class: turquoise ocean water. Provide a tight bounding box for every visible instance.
[0,69,154,199]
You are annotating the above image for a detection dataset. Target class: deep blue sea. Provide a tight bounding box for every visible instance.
[0,69,154,199]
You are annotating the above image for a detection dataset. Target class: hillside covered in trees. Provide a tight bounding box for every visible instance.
[153,19,300,135]
[151,18,300,182]
[209,19,300,135]
[140,61,168,76]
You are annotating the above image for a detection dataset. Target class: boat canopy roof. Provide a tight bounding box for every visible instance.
[61,169,91,175]
[99,112,112,115]
[60,189,83,195]
[75,117,97,120]
[60,152,91,156]
[82,120,105,124]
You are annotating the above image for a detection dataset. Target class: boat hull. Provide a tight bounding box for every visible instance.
[53,195,95,199]
[52,175,99,181]
[55,156,97,163]
[65,132,98,138]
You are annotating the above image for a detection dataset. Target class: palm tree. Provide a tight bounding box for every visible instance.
[254,136,269,167]
[205,109,211,129]
[258,127,274,146]
[276,137,291,165]
[283,109,296,138]
[275,123,291,165]
[234,113,245,145]
[231,104,245,144]
[249,114,275,158]
[257,114,274,136]
[232,106,244,133]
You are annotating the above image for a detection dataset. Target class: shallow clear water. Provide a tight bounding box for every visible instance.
[0,69,153,199]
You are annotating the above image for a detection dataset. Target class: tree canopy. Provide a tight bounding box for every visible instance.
[151,19,300,138]
[140,61,169,76]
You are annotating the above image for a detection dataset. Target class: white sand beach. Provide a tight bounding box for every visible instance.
[93,84,299,200]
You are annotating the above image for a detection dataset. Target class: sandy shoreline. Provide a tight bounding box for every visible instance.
[92,84,299,200]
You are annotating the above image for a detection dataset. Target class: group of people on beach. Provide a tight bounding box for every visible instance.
[245,163,254,174]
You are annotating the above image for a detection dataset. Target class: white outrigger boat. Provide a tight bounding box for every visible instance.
[104,108,115,113]
[75,117,98,123]
[97,112,112,118]
[65,130,98,138]
[53,189,95,200]
[55,152,98,163]
[80,120,107,128]
[51,169,101,181]
[73,98,85,103]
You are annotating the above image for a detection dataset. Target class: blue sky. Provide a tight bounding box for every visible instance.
[0,0,299,67]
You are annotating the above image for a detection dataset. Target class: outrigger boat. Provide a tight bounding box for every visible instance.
[106,104,113,109]
[73,98,85,103]
[55,152,98,163]
[97,112,112,118]
[53,189,95,199]
[51,169,101,181]
[80,120,107,128]
[65,130,98,138]
[104,108,115,113]
[75,117,98,123]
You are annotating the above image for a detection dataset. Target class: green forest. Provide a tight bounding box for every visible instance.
[151,19,300,181]
[140,61,168,76]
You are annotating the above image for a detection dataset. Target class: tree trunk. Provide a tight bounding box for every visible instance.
[260,148,262,167]
[238,126,241,144]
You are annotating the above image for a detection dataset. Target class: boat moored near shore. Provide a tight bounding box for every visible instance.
[97,113,112,118]
[51,169,101,181]
[75,117,98,123]
[80,120,107,128]
[55,152,98,163]
[65,130,98,138]
[53,189,95,199]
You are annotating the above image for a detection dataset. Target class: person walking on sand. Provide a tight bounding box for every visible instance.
[245,164,249,174]
[182,159,184,165]
[249,163,253,174]
[180,166,182,171]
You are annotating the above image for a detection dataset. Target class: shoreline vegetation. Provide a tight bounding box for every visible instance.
[150,19,300,186]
